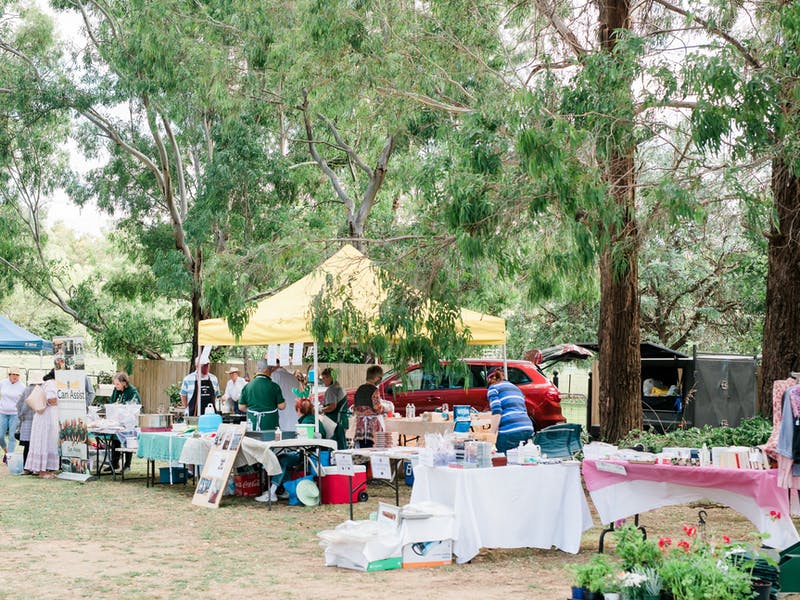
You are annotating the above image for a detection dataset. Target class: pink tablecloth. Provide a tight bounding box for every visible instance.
[583,459,799,550]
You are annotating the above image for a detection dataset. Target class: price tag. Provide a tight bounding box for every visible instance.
[595,460,627,476]
[336,452,354,475]
[371,454,392,480]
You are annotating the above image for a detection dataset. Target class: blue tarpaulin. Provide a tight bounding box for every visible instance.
[0,315,53,352]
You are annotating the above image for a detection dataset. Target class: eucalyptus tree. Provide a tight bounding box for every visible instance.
[650,0,800,413]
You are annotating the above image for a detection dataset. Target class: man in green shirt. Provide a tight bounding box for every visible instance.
[239,359,285,432]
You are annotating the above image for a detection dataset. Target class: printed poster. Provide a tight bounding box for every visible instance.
[192,423,247,509]
[55,368,90,474]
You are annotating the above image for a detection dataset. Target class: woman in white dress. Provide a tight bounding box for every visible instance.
[24,369,60,478]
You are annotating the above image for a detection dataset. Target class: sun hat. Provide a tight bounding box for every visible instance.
[8,367,21,376]
[295,479,320,506]
[225,367,239,374]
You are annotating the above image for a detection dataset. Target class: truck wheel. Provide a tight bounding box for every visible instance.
[358,491,369,502]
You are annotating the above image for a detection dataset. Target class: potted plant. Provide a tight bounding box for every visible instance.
[638,566,662,600]
[659,549,752,600]
[574,554,615,600]
[613,524,662,571]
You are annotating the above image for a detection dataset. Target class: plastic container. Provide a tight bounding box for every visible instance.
[297,424,315,439]
[274,426,282,441]
[403,460,414,486]
[7,453,23,475]
[320,466,367,504]
[198,413,222,433]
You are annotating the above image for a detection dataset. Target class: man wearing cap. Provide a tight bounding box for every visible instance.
[0,368,25,465]
[239,359,284,433]
[221,367,245,414]
[180,356,221,416]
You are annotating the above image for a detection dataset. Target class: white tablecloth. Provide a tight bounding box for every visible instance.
[410,463,592,563]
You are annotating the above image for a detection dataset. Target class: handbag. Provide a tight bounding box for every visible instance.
[25,385,46,414]
[318,413,337,438]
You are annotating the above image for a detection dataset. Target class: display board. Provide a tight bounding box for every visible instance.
[192,423,247,509]
[54,336,91,474]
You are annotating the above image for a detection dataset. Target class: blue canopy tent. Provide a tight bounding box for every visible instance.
[0,315,53,352]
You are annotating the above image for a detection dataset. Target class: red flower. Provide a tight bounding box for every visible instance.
[683,525,697,538]
[678,540,691,552]
[659,537,672,549]
[770,510,782,521]
[722,535,731,544]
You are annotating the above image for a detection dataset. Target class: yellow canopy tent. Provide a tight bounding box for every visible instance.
[197,244,506,432]
[198,244,506,347]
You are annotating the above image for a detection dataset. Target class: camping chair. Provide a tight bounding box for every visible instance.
[533,423,583,459]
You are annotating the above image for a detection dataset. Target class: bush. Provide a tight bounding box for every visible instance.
[617,416,771,452]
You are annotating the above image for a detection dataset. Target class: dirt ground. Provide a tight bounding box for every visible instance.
[2,457,800,600]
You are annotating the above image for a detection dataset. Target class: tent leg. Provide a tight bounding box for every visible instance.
[313,342,319,437]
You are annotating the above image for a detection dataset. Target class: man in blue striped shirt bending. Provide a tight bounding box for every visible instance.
[487,368,534,453]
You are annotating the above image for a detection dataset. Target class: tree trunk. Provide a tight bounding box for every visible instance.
[759,156,800,415]
[598,153,642,442]
[190,247,204,366]
[596,0,641,442]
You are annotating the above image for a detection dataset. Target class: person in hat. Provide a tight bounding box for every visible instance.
[239,359,284,433]
[25,369,60,478]
[0,367,25,465]
[220,367,245,414]
[16,371,44,471]
[487,368,534,454]
[179,355,221,416]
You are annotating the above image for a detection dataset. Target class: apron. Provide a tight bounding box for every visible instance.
[188,378,217,417]
[247,408,278,432]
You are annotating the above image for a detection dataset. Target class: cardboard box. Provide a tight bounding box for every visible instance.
[402,539,453,568]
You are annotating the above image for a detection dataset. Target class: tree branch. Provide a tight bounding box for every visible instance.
[300,90,354,214]
[650,0,760,69]
[317,113,373,178]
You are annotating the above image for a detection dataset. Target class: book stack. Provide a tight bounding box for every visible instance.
[374,431,395,449]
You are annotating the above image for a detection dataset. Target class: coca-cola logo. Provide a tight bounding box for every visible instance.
[235,475,260,495]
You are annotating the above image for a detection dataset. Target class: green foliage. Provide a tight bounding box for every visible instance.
[573,553,615,593]
[618,416,772,453]
[613,524,662,571]
[660,546,752,600]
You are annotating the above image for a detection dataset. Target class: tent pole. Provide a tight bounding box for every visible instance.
[313,342,319,436]
[502,344,508,378]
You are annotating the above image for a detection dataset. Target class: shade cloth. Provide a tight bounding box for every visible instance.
[582,459,799,550]
[410,463,592,563]
[0,315,53,352]
[197,245,505,346]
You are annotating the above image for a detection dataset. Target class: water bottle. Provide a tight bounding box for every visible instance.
[274,426,282,441]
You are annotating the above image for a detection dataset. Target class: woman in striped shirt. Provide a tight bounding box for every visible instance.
[487,368,534,454]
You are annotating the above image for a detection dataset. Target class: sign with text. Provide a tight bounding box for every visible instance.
[56,369,90,474]
[192,423,247,509]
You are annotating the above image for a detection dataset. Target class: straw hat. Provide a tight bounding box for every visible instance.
[27,372,45,385]
[225,367,239,374]
[295,479,320,506]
